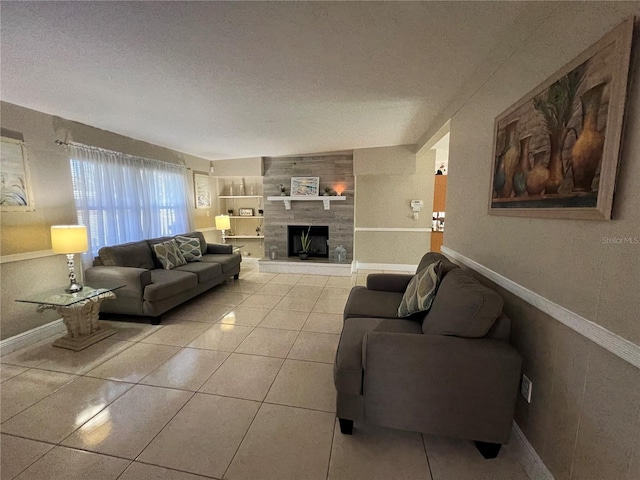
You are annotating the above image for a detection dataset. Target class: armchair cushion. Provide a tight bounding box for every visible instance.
[366,273,414,292]
[397,261,441,317]
[344,286,404,321]
[416,252,459,275]
[422,269,503,338]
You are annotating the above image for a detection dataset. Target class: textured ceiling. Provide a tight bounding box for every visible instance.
[1,1,532,160]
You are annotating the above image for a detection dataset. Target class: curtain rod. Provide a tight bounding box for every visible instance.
[55,140,191,170]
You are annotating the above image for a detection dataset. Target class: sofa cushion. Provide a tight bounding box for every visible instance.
[398,261,441,317]
[99,241,155,270]
[144,269,198,302]
[146,236,175,268]
[334,317,422,395]
[174,261,222,283]
[422,268,503,338]
[201,253,241,273]
[416,252,459,276]
[153,239,187,270]
[179,231,208,255]
[175,235,203,262]
[344,286,405,321]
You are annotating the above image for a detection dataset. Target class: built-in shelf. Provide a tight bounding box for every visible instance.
[229,216,264,219]
[267,195,346,210]
[219,195,263,199]
[227,235,264,239]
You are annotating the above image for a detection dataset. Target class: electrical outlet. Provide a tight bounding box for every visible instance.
[521,374,532,403]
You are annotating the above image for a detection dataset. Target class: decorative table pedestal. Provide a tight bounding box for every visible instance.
[16,285,124,351]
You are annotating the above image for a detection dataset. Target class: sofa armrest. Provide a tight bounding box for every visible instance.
[206,243,233,254]
[362,332,521,442]
[366,273,414,292]
[85,266,152,296]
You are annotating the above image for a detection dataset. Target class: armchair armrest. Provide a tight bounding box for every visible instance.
[362,332,521,442]
[366,273,414,292]
[206,243,233,254]
[85,266,152,297]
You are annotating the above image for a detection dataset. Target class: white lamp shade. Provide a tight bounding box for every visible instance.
[215,215,231,230]
[51,225,88,254]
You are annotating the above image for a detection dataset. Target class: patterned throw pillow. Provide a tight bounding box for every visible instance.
[175,235,203,262]
[397,261,442,317]
[153,239,187,270]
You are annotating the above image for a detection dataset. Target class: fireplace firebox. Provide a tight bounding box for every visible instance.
[288,226,329,258]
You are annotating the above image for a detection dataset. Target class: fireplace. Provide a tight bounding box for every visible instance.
[288,226,329,258]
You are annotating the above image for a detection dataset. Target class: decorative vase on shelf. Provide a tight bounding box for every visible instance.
[571,82,607,192]
[512,134,532,197]
[526,151,550,196]
[496,119,519,198]
[239,178,246,196]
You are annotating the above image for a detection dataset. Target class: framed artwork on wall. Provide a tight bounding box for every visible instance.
[193,172,211,209]
[488,17,633,220]
[0,136,35,211]
[291,176,319,196]
[239,208,254,216]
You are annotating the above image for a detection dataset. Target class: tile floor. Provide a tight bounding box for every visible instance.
[0,265,530,479]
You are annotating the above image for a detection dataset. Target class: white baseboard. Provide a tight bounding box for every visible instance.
[355,262,418,272]
[0,319,66,357]
[512,422,554,480]
[441,246,640,370]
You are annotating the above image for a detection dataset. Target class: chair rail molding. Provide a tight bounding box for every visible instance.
[0,250,57,264]
[441,246,640,370]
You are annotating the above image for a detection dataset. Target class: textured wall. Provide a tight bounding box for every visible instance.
[439,4,640,479]
[262,155,354,262]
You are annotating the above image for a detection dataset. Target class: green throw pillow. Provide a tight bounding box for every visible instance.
[175,235,203,262]
[153,239,187,270]
[397,260,442,317]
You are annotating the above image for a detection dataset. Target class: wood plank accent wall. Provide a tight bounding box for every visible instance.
[263,155,354,261]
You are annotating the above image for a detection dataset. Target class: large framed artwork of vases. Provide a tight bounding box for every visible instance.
[489,17,634,220]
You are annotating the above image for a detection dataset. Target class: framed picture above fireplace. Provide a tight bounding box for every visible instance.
[291,177,319,196]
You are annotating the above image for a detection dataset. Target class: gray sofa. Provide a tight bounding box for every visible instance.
[85,232,241,324]
[334,252,522,459]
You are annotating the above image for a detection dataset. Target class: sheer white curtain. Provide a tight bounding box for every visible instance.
[69,143,193,257]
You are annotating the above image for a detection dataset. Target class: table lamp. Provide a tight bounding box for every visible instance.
[215,215,231,244]
[51,225,88,293]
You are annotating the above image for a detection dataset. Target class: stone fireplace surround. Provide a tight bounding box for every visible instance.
[262,154,354,264]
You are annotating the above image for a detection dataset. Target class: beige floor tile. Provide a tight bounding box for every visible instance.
[328,422,431,480]
[119,462,212,479]
[164,302,233,323]
[138,393,259,478]
[265,359,335,412]
[288,332,340,364]
[319,287,351,301]
[187,324,253,352]
[62,385,192,459]
[199,353,283,401]
[312,298,347,315]
[140,321,210,347]
[423,434,528,480]
[326,276,354,288]
[86,343,179,383]
[209,292,253,306]
[0,364,28,383]
[2,377,132,443]
[0,369,77,422]
[225,403,334,480]
[357,269,383,274]
[303,313,344,335]
[240,294,282,309]
[0,336,65,368]
[235,328,299,358]
[269,274,303,285]
[240,272,276,284]
[0,434,54,480]
[218,281,262,294]
[254,283,293,296]
[355,274,368,286]
[218,306,271,327]
[37,339,135,375]
[274,296,317,312]
[297,275,330,287]
[14,446,129,480]
[287,285,324,300]
[141,348,228,391]
[103,320,163,342]
[258,309,309,330]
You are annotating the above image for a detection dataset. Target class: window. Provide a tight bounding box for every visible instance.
[69,143,192,256]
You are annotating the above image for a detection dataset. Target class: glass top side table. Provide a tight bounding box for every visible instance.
[16,284,125,351]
